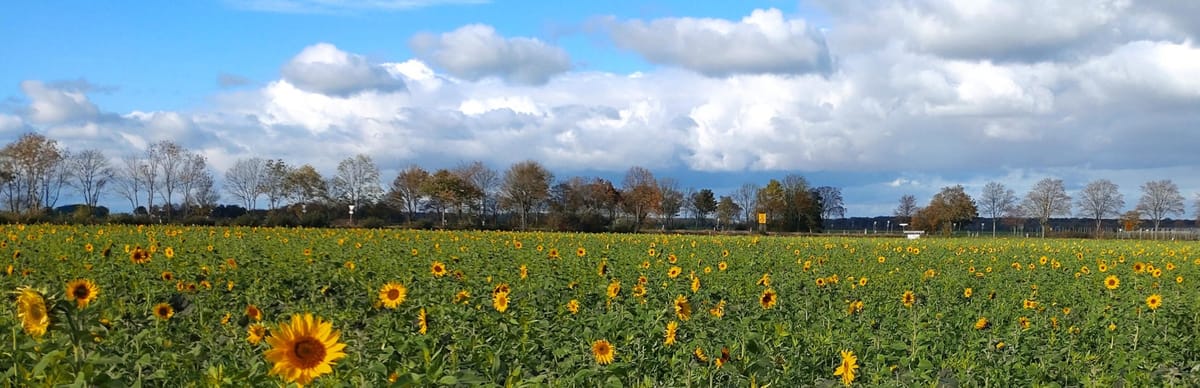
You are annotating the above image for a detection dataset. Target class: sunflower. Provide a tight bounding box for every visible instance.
[963,288,973,298]
[1018,316,1030,330]
[902,290,915,308]
[760,288,778,309]
[567,299,580,314]
[834,349,858,386]
[1133,262,1145,273]
[519,265,528,280]
[690,276,700,293]
[709,300,726,318]
[647,248,657,257]
[1146,294,1162,310]
[674,295,692,321]
[664,321,678,346]
[430,261,447,277]
[975,316,989,330]
[693,347,708,362]
[512,240,522,249]
[597,260,607,277]
[493,291,510,313]
[1104,275,1120,290]
[85,243,94,253]
[632,283,647,298]
[130,247,151,264]
[379,282,408,309]
[247,323,268,345]
[417,308,428,335]
[757,273,771,287]
[247,304,263,321]
[493,283,510,295]
[1151,268,1162,278]
[16,287,49,337]
[604,279,621,299]
[815,278,827,287]
[592,339,615,365]
[667,266,682,279]
[154,303,174,320]
[718,261,728,271]
[66,279,99,309]
[547,248,560,259]
[576,247,586,257]
[667,253,677,263]
[847,300,864,315]
[454,290,470,304]
[858,277,868,287]
[164,247,175,259]
[264,313,347,386]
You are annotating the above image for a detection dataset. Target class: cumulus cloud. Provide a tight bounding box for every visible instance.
[281,43,406,96]
[218,73,253,88]
[410,24,572,85]
[606,8,832,77]
[20,80,101,124]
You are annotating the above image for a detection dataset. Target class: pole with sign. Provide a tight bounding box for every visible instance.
[757,212,767,232]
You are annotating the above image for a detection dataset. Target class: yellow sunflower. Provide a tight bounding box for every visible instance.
[576,247,586,257]
[430,261,447,277]
[130,247,150,264]
[16,287,49,337]
[519,265,528,280]
[718,261,727,271]
[85,243,94,253]
[1018,316,1031,330]
[66,278,99,309]
[417,308,428,335]
[493,291,510,313]
[592,339,615,365]
[154,303,174,320]
[597,260,607,277]
[1146,294,1162,310]
[264,313,347,386]
[547,248,560,259]
[963,288,973,298]
[834,349,858,386]
[674,295,692,321]
[760,288,778,309]
[975,317,989,330]
[247,323,267,345]
[378,282,407,309]
[247,304,263,321]
[709,300,726,318]
[567,299,580,314]
[902,290,915,308]
[690,276,700,293]
[667,266,682,278]
[164,247,175,259]
[664,321,678,346]
[632,283,647,298]
[1104,275,1120,290]
[454,290,470,304]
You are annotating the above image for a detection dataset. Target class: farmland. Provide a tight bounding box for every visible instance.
[4,224,1200,386]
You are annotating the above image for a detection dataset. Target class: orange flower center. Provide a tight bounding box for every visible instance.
[292,337,326,369]
[73,285,90,299]
[387,289,401,300]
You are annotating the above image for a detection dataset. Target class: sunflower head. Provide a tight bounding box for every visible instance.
[566,299,580,314]
[66,279,99,309]
[430,261,447,277]
[673,295,692,321]
[902,290,916,307]
[264,313,347,386]
[592,339,615,365]
[153,303,174,320]
[834,349,858,386]
[246,304,263,321]
[975,316,989,330]
[378,282,408,309]
[1104,275,1120,290]
[493,291,510,313]
[16,286,50,338]
[664,321,678,346]
[1146,294,1162,310]
[247,323,268,345]
[760,288,778,309]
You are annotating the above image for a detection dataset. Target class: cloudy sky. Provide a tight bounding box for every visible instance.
[2,0,1199,217]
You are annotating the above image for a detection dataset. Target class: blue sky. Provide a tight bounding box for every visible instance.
[2,1,1200,217]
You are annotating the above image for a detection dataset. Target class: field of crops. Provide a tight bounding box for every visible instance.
[3,224,1200,386]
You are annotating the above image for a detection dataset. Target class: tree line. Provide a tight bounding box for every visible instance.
[0,133,847,232]
[894,178,1199,237]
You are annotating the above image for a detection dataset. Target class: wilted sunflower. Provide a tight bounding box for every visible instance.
[492,283,510,296]
[247,323,267,345]
[493,291,510,313]
[1104,275,1120,290]
[1146,294,1162,310]
[760,288,778,309]
[757,273,771,287]
[264,313,347,386]
[847,300,864,315]
[430,261,447,277]
[834,349,858,386]
[674,295,692,321]
[902,290,915,308]
[379,282,407,309]
[153,303,174,320]
[592,339,615,365]
[161,271,174,281]
[16,287,49,337]
[66,279,99,309]
[664,321,678,346]
[417,308,428,335]
[247,304,263,321]
[693,347,709,362]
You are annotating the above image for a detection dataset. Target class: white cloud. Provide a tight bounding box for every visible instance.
[410,24,572,85]
[20,80,100,124]
[607,8,831,76]
[281,43,406,96]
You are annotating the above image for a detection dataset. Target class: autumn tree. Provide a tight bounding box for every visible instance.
[755,179,786,229]
[1136,179,1185,232]
[657,178,684,228]
[455,161,498,226]
[621,166,660,232]
[500,160,552,230]
[715,195,740,230]
[0,133,66,215]
[387,165,430,223]
[1022,178,1071,237]
[225,157,267,210]
[915,185,978,234]
[1075,179,1124,233]
[287,164,328,206]
[978,182,1017,237]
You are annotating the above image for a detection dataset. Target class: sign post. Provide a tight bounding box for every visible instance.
[757,212,767,232]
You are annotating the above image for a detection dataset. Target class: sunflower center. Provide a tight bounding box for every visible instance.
[158,306,171,316]
[29,305,46,320]
[73,285,91,299]
[292,337,327,368]
[387,289,400,300]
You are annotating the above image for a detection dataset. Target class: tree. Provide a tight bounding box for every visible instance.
[1120,210,1141,231]
[330,154,384,208]
[894,194,918,224]
[455,161,498,226]
[387,165,430,223]
[146,140,190,220]
[0,133,66,215]
[263,159,291,210]
[66,149,114,208]
[690,189,717,226]
[1022,178,1071,237]
[755,180,786,229]
[914,185,977,234]
[978,182,1017,237]
[225,157,267,210]
[715,195,740,230]
[780,175,821,232]
[733,183,759,227]
[621,166,660,232]
[1136,179,1185,232]
[178,153,211,214]
[112,155,146,212]
[814,186,846,220]
[500,160,553,230]
[1075,179,1124,233]
[287,164,328,206]
[657,178,684,228]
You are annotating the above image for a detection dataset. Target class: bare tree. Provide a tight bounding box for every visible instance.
[146,140,190,220]
[978,182,1017,237]
[112,155,145,212]
[1022,178,1071,238]
[0,133,65,215]
[330,154,384,208]
[67,149,114,208]
[263,159,291,210]
[894,194,918,224]
[1136,179,1185,232]
[815,186,846,220]
[733,183,759,227]
[387,165,430,223]
[454,161,497,225]
[178,153,210,213]
[657,178,683,228]
[224,157,267,210]
[1075,179,1124,233]
[500,160,553,230]
[621,166,660,232]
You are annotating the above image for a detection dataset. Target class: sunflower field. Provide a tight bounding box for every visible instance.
[4,224,1200,386]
